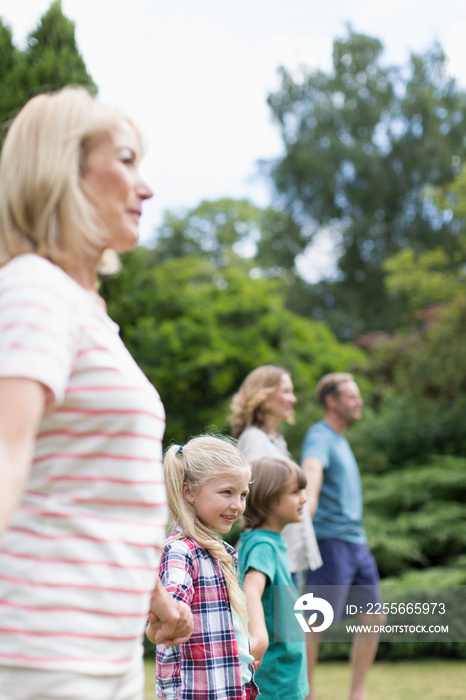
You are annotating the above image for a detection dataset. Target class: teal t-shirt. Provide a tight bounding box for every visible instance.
[301,420,367,544]
[238,529,309,700]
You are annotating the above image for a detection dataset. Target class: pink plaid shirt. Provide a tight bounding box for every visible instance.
[156,532,259,700]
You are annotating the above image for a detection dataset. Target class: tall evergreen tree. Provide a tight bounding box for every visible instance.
[0,21,20,122]
[21,0,96,96]
[0,1,96,143]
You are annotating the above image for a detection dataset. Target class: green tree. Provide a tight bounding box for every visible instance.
[100,245,363,449]
[0,21,20,126]
[383,243,466,311]
[154,197,303,272]
[346,191,466,584]
[155,198,263,265]
[19,0,96,96]
[0,1,96,141]
[265,28,466,338]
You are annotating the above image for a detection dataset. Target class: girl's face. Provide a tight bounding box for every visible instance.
[81,120,153,253]
[184,469,250,534]
[266,478,306,532]
[263,373,297,425]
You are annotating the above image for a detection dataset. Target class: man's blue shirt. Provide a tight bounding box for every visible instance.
[301,420,366,544]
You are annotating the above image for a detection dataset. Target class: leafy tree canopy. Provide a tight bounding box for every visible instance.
[265,27,466,337]
[154,197,303,273]
[100,244,363,446]
[383,242,466,312]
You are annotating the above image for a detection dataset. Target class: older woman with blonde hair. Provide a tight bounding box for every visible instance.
[0,87,192,700]
[230,365,322,576]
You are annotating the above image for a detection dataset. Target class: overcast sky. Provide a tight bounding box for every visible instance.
[2,0,466,245]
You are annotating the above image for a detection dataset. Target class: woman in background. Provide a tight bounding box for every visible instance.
[0,87,191,700]
[230,365,322,577]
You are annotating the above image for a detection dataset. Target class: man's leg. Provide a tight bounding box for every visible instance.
[348,612,384,700]
[348,544,385,700]
[304,540,353,700]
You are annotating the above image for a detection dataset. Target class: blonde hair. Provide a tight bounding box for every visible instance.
[0,86,142,274]
[244,457,306,529]
[164,435,251,627]
[316,372,354,408]
[230,365,293,438]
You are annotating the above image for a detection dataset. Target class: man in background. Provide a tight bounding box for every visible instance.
[301,372,384,700]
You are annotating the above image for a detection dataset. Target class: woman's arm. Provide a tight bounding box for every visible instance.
[0,377,47,540]
[242,568,269,670]
[146,575,193,647]
[149,539,197,647]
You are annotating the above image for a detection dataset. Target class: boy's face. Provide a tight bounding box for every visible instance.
[267,478,307,530]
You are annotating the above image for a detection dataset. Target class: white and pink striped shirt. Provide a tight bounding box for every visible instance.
[0,254,167,675]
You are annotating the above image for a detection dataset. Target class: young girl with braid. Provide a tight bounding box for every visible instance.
[153,436,259,700]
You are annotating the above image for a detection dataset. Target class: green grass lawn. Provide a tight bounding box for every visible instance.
[144,658,466,699]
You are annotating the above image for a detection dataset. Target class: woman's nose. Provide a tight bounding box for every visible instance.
[136,174,153,201]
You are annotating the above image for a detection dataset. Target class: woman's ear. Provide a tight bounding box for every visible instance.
[183,483,195,504]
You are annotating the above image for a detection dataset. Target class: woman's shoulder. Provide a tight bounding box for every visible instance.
[1,254,63,279]
[0,254,81,302]
[237,425,269,449]
[239,425,264,438]
[238,425,289,461]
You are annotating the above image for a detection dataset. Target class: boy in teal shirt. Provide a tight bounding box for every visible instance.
[238,457,310,700]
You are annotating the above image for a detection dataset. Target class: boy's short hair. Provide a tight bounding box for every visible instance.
[244,457,306,529]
